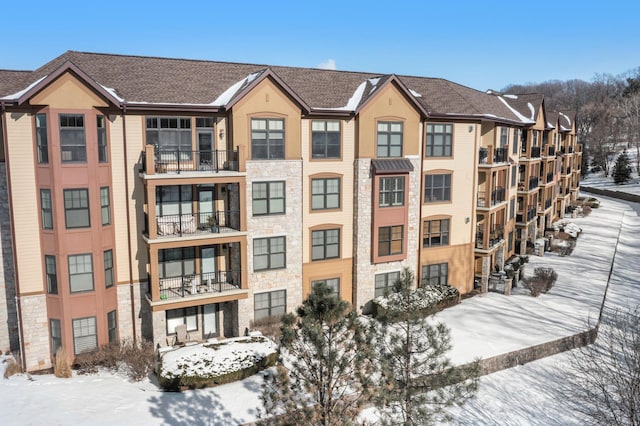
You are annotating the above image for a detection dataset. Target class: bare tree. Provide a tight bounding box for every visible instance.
[567,307,640,425]
[375,268,479,425]
[618,92,640,175]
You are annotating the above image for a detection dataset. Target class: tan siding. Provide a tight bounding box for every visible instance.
[30,73,108,109]
[6,113,43,294]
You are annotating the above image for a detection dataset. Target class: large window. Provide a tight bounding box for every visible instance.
[40,189,53,230]
[254,290,286,321]
[510,198,516,220]
[311,177,340,210]
[64,189,90,228]
[423,219,450,248]
[107,310,117,344]
[312,278,340,297]
[104,250,114,288]
[377,122,403,158]
[100,187,111,225]
[374,271,401,298]
[69,254,94,293]
[251,118,284,160]
[159,247,195,279]
[426,123,453,157]
[378,225,403,256]
[97,115,108,163]
[59,114,86,162]
[50,319,62,356]
[312,120,340,158]
[36,114,48,164]
[512,129,519,154]
[45,255,57,294]
[379,176,405,207]
[166,307,198,334]
[252,181,285,216]
[424,174,451,203]
[421,263,448,286]
[145,117,192,156]
[511,165,517,187]
[500,128,508,147]
[73,316,97,355]
[253,236,286,271]
[311,229,340,261]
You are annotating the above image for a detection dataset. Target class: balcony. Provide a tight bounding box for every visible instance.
[159,271,241,301]
[517,208,537,223]
[529,176,539,191]
[546,172,554,183]
[530,147,541,158]
[547,146,555,157]
[140,145,244,175]
[545,199,552,209]
[150,211,241,240]
[491,187,506,205]
[477,191,487,208]
[479,147,508,165]
[494,148,508,163]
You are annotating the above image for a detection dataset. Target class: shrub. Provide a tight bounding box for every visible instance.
[54,347,72,378]
[120,339,156,381]
[250,315,283,343]
[73,339,155,381]
[372,283,460,320]
[3,356,22,379]
[522,267,558,297]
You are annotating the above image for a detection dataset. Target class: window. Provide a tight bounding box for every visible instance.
[97,115,108,163]
[508,230,514,252]
[512,129,519,154]
[424,174,451,202]
[159,247,195,279]
[100,187,111,225]
[311,177,340,210]
[377,122,403,158]
[378,225,403,256]
[104,250,114,288]
[36,114,48,164]
[254,290,286,321]
[59,114,86,162]
[64,189,90,228]
[107,310,117,344]
[511,165,517,187]
[251,118,284,160]
[312,278,340,297]
[510,199,516,220]
[40,189,53,229]
[379,176,405,207]
[252,181,285,215]
[312,120,340,158]
[500,128,508,147]
[254,236,286,271]
[421,263,448,286]
[69,254,94,293]
[374,271,400,297]
[423,219,450,248]
[166,307,198,334]
[72,316,97,355]
[426,123,453,157]
[311,229,340,261]
[145,117,192,158]
[50,319,62,356]
[45,255,57,294]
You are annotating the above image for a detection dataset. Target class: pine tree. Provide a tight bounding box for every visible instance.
[261,282,376,425]
[376,268,479,425]
[612,149,632,184]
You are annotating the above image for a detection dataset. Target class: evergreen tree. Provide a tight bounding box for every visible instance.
[261,282,376,426]
[375,268,479,425]
[612,149,632,184]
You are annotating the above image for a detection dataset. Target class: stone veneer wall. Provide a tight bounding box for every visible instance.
[117,283,148,344]
[0,163,18,353]
[353,156,421,313]
[20,294,51,371]
[238,160,303,333]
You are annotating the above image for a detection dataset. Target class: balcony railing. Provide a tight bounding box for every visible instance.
[479,148,488,164]
[491,187,506,205]
[545,199,552,209]
[546,172,554,183]
[477,191,487,207]
[158,270,241,301]
[141,145,243,174]
[155,211,240,238]
[547,146,555,156]
[494,147,508,163]
[529,176,539,191]
[531,147,541,158]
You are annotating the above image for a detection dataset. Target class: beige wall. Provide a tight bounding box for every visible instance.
[5,112,43,294]
[30,73,109,109]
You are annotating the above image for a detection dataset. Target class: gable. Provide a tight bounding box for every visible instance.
[30,72,109,109]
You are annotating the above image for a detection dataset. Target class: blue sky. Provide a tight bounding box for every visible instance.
[2,0,639,91]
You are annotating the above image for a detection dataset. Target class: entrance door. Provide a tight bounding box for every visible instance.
[197,130,214,169]
[198,187,215,230]
[201,246,217,288]
[203,303,218,338]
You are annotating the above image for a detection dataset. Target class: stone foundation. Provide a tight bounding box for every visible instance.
[19,293,51,371]
[0,163,18,353]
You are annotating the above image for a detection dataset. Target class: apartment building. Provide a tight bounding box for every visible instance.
[0,52,580,372]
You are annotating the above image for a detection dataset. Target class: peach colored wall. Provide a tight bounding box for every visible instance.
[5,112,43,294]
[30,73,109,109]
[419,243,474,294]
[302,258,353,303]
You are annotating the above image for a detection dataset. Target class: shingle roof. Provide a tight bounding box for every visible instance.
[0,51,525,123]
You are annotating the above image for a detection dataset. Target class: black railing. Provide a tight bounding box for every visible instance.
[491,187,506,205]
[158,270,241,301]
[529,176,539,190]
[531,147,541,158]
[155,210,240,237]
[494,148,508,163]
[479,148,488,164]
[546,172,554,183]
[545,199,552,209]
[527,207,537,221]
[155,149,238,173]
[516,213,524,223]
[547,146,555,156]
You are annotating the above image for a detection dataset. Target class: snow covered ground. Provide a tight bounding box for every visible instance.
[0,195,638,425]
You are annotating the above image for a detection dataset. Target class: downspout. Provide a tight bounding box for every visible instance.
[1,101,26,370]
[120,104,137,343]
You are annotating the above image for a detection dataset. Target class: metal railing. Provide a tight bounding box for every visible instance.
[530,146,541,158]
[529,176,539,190]
[158,270,241,300]
[155,210,240,237]
[494,148,508,163]
[492,187,506,205]
[155,149,239,173]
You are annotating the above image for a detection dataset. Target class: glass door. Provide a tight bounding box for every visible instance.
[201,246,217,290]
[203,303,218,338]
[198,187,215,230]
[197,130,214,169]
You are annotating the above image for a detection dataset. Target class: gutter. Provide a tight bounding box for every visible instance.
[0,101,26,370]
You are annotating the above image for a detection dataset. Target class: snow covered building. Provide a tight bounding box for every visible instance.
[0,51,581,372]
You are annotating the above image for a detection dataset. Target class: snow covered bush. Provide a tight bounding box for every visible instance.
[73,339,155,381]
[158,335,278,391]
[54,347,72,378]
[372,282,460,320]
[523,267,558,297]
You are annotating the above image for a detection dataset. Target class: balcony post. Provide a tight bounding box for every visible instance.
[145,144,155,175]
[149,249,159,301]
[240,237,248,290]
[237,146,246,172]
[147,182,158,239]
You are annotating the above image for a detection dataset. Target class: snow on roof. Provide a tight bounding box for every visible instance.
[0,75,47,100]
[527,102,535,120]
[498,96,535,124]
[212,71,262,106]
[559,111,572,126]
[332,79,367,111]
[98,83,124,103]
[503,94,518,99]
[409,89,422,98]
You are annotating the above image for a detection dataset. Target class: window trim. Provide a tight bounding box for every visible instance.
[374,271,401,298]
[422,217,450,248]
[379,176,405,207]
[59,114,86,163]
[45,255,57,294]
[252,181,286,216]
[421,262,449,287]
[311,228,341,261]
[310,176,341,211]
[104,249,114,288]
[311,120,341,159]
[251,117,285,160]
[100,187,111,226]
[72,316,97,355]
[97,115,108,163]
[64,188,90,229]
[376,121,403,158]
[50,318,62,357]
[35,113,48,164]
[311,278,340,298]
[254,289,287,321]
[253,236,286,272]
[425,123,453,158]
[40,189,53,230]
[107,310,117,344]
[68,253,94,293]
[424,172,452,204]
[378,225,404,257]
